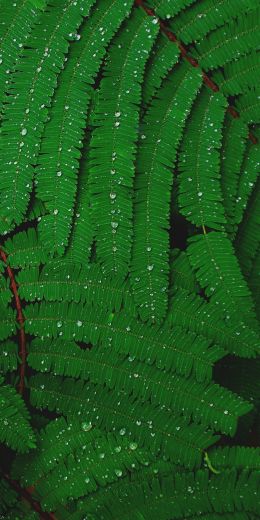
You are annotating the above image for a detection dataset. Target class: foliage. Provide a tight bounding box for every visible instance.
[0,0,259,518]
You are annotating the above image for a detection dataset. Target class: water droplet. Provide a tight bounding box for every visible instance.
[224,410,229,414]
[77,320,83,327]
[147,265,154,271]
[111,222,118,229]
[129,442,138,450]
[57,321,62,328]
[115,111,121,117]
[115,469,122,477]
[198,191,203,197]
[53,209,59,215]
[57,171,62,177]
[82,421,92,431]
[115,446,121,452]
[21,128,27,136]
[115,121,120,127]
[119,428,126,436]
[85,477,90,484]
[110,192,117,200]
[146,246,152,251]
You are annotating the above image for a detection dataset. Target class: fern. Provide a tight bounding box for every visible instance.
[0,1,259,518]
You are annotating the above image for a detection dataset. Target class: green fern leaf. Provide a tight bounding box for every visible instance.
[147,0,197,19]
[0,377,35,452]
[3,227,49,268]
[213,51,260,96]
[142,33,180,107]
[131,61,202,323]
[170,0,257,45]
[0,0,95,233]
[187,231,258,326]
[236,179,260,277]
[177,88,227,230]
[36,0,133,256]
[24,300,223,383]
[219,114,248,235]
[29,373,217,469]
[0,0,41,115]
[88,8,158,277]
[0,341,18,373]
[194,8,260,70]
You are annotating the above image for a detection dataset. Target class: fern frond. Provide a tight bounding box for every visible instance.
[147,0,197,19]
[64,142,93,263]
[18,261,136,315]
[24,300,223,383]
[194,8,260,70]
[169,0,257,45]
[236,88,260,125]
[142,33,180,107]
[131,61,202,323]
[233,136,260,230]
[36,0,133,256]
[248,247,260,321]
[177,88,227,230]
[0,0,41,115]
[88,8,158,277]
[209,446,260,471]
[24,429,154,511]
[219,114,248,234]
[187,232,258,326]
[236,179,260,277]
[3,227,48,268]
[169,249,198,294]
[0,0,95,233]
[213,51,260,96]
[0,306,16,340]
[0,341,18,373]
[29,373,217,468]
[0,377,35,452]
[80,468,260,519]
[166,288,260,358]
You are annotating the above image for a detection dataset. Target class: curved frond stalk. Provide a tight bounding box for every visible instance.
[3,227,49,268]
[0,377,35,452]
[0,0,95,233]
[29,374,217,469]
[193,8,260,70]
[236,179,260,277]
[131,62,202,323]
[187,231,259,327]
[219,114,248,235]
[24,299,223,383]
[142,33,180,107]
[36,0,134,257]
[88,8,158,278]
[209,446,260,471]
[0,0,41,116]
[169,0,257,45]
[178,88,227,230]
[213,51,260,96]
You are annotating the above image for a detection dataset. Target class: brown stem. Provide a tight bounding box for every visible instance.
[0,248,26,395]
[4,474,57,520]
[135,0,258,145]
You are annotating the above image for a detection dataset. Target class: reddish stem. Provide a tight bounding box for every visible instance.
[0,248,26,394]
[4,474,57,520]
[135,0,258,145]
